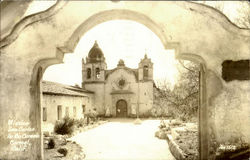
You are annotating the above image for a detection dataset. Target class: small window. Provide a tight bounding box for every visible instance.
[73,107,76,117]
[57,105,62,120]
[96,68,100,79]
[87,68,91,79]
[222,60,250,81]
[143,65,149,78]
[82,105,86,113]
[118,79,125,88]
[43,107,47,121]
[65,107,69,117]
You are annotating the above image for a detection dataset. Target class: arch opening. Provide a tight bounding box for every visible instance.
[116,99,128,117]
[34,9,208,160]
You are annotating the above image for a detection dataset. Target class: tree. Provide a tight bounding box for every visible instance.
[234,1,250,28]
[155,61,199,121]
[198,1,250,29]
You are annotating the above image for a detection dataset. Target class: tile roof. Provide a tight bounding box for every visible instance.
[42,81,94,97]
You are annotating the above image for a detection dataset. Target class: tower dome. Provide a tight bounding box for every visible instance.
[87,41,105,62]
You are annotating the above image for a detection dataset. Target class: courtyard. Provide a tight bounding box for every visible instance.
[70,119,175,160]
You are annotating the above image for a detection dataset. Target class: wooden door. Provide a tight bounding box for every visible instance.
[116,100,127,117]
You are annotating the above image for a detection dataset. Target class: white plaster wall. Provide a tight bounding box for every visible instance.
[42,94,91,132]
[84,83,105,114]
[104,68,153,116]
[138,81,154,116]
[105,68,138,116]
[213,81,250,144]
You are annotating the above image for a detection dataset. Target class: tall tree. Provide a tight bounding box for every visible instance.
[155,61,199,121]
[235,1,250,28]
[198,1,250,29]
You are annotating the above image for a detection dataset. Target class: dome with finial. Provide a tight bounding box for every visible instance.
[117,59,125,67]
[87,41,104,62]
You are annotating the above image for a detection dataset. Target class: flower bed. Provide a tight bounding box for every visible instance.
[44,119,107,160]
[44,135,85,160]
[155,120,199,160]
[174,130,198,160]
[167,134,187,160]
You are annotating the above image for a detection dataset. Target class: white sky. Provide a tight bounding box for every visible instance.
[43,20,180,87]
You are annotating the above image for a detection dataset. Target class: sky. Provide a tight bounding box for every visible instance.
[42,20,179,87]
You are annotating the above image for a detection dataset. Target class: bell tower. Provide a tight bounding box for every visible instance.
[138,54,153,81]
[82,41,107,87]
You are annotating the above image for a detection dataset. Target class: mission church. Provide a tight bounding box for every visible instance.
[82,41,154,117]
[42,41,154,131]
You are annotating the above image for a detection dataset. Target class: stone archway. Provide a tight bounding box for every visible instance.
[1,1,249,160]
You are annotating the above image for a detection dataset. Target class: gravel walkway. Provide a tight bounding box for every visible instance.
[70,119,175,160]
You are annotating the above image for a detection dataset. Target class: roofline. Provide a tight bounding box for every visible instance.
[67,87,95,94]
[42,80,94,94]
[42,92,88,97]
[105,67,138,81]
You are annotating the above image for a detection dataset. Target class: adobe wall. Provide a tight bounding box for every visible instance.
[138,82,154,116]
[0,1,249,159]
[42,94,90,133]
[84,83,105,114]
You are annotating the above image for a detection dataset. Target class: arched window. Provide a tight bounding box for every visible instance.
[96,67,100,79]
[87,68,91,79]
[143,65,149,78]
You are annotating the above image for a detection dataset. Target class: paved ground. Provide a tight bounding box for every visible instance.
[70,118,175,160]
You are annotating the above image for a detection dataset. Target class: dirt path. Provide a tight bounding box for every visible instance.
[70,119,175,160]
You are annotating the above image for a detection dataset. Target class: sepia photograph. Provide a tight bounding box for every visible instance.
[0,1,250,160]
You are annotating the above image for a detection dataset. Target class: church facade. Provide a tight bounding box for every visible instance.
[82,41,154,117]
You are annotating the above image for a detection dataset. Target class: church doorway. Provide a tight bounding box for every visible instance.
[116,100,128,117]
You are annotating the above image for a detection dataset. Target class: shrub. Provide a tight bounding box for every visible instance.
[47,138,55,149]
[54,117,75,135]
[169,119,182,126]
[85,108,98,124]
[57,148,68,157]
[150,107,157,117]
[155,130,167,139]
[159,120,167,129]
[156,108,163,117]
[75,118,85,128]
